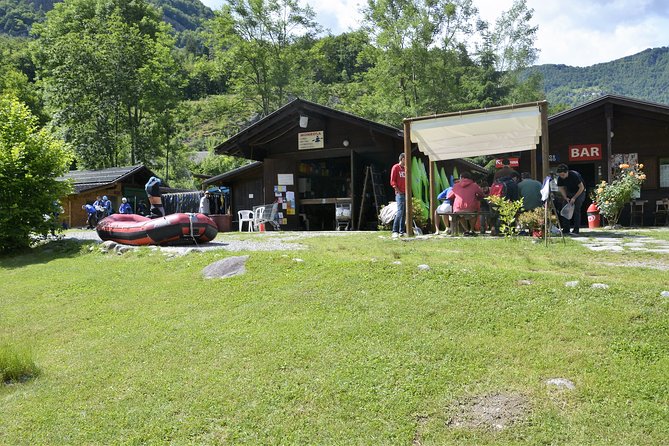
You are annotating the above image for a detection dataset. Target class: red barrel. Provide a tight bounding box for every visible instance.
[587,203,600,228]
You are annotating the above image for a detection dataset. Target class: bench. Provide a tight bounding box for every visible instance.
[438,211,490,235]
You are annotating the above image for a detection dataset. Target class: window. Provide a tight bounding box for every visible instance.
[661,158,669,188]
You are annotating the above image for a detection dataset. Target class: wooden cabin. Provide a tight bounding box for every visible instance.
[58,165,160,228]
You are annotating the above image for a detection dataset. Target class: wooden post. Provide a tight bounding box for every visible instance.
[530,148,537,180]
[429,159,435,234]
[605,103,613,182]
[540,102,550,178]
[404,120,413,236]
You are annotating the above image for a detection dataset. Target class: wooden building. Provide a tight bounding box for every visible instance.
[510,95,669,225]
[59,165,159,228]
[206,99,486,231]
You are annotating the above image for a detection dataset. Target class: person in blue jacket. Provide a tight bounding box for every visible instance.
[434,185,453,234]
[82,204,98,229]
[145,176,164,217]
[119,197,133,214]
[101,195,113,217]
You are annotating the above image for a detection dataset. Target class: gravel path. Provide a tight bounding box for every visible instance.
[64,229,358,254]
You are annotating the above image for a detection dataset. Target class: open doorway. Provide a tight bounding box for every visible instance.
[297,157,351,230]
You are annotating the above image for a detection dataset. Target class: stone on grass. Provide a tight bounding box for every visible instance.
[565,281,579,287]
[545,378,575,390]
[293,258,304,262]
[591,283,609,289]
[202,255,249,279]
[417,264,430,271]
[115,245,133,255]
[661,291,669,298]
[392,261,402,265]
[99,240,117,253]
[518,280,532,286]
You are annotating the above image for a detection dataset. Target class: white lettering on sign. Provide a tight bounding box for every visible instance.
[568,144,602,161]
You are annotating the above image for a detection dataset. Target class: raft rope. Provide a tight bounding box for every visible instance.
[187,213,200,248]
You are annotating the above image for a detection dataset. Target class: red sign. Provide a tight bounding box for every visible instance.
[568,144,602,161]
[495,157,519,168]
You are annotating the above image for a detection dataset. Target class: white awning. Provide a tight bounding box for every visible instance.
[409,105,542,161]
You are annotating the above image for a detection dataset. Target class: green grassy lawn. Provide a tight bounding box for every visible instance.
[1,233,668,445]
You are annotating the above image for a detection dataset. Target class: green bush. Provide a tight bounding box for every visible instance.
[0,95,73,253]
[0,343,40,383]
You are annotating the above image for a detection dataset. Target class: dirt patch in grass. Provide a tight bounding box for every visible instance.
[447,392,529,431]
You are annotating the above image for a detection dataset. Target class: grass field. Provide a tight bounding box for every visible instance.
[1,231,668,445]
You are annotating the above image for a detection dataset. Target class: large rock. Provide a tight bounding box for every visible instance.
[202,256,249,279]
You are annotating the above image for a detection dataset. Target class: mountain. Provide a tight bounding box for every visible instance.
[0,0,213,37]
[529,47,669,108]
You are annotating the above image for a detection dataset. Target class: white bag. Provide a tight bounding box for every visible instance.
[436,202,452,214]
[379,202,398,225]
[560,202,575,220]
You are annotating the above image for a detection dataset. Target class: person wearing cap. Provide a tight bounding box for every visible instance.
[119,197,133,214]
[389,153,407,238]
[199,191,211,215]
[101,195,113,217]
[82,203,98,229]
[556,164,586,235]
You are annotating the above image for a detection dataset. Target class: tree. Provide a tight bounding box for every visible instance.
[33,0,183,169]
[0,95,73,253]
[205,0,320,115]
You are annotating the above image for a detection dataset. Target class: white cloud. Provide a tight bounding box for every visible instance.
[198,0,669,66]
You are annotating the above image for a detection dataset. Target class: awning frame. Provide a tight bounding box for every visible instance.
[402,101,550,236]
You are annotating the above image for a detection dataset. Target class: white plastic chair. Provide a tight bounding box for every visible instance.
[238,210,254,232]
[253,206,266,231]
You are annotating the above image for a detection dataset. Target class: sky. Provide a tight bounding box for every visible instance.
[199,0,669,67]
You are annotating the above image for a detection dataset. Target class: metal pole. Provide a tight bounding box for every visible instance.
[404,120,413,236]
[429,159,435,234]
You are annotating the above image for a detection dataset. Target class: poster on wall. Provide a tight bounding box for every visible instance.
[610,153,638,172]
[298,131,325,150]
[277,174,293,186]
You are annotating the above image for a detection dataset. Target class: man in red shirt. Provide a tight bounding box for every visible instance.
[390,153,406,237]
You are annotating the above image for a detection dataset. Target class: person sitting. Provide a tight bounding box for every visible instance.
[517,172,543,211]
[434,185,453,235]
[447,171,484,236]
[119,197,133,214]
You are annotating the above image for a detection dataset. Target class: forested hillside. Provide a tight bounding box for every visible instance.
[0,0,211,36]
[530,47,669,108]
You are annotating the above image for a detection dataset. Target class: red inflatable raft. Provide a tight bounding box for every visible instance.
[96,213,218,246]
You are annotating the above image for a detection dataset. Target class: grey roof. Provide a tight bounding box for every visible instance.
[549,94,669,124]
[59,165,155,194]
[203,161,263,186]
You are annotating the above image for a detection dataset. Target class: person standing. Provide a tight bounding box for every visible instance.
[199,191,211,215]
[119,197,133,214]
[517,172,543,211]
[101,195,112,217]
[145,176,164,217]
[493,158,518,182]
[390,153,407,238]
[556,164,586,235]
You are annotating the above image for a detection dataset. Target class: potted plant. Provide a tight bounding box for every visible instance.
[517,207,555,238]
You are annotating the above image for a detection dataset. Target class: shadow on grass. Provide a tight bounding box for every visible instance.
[0,238,97,269]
